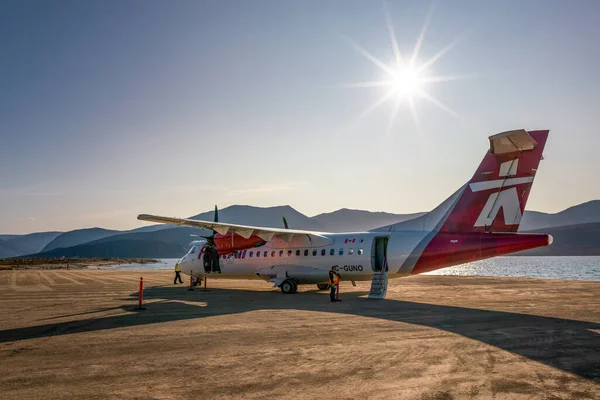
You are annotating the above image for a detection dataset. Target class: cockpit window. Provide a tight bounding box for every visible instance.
[188,246,198,254]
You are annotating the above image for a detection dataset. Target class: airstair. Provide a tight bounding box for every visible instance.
[369,237,389,299]
[368,270,388,299]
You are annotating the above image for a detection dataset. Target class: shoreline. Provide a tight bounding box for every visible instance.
[0,257,160,270]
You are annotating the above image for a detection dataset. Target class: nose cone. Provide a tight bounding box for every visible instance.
[178,255,195,275]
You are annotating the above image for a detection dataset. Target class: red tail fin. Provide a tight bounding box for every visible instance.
[440,129,549,233]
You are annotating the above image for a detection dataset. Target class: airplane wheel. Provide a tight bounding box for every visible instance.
[280,280,295,294]
[317,283,330,291]
[290,280,298,293]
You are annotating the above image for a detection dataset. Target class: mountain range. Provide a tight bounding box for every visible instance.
[2,200,600,258]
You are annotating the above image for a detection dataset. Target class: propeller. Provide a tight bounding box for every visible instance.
[198,205,219,246]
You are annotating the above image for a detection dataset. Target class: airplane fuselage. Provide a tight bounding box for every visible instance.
[177,229,550,285]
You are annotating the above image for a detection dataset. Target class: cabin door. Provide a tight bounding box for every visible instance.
[371,237,389,272]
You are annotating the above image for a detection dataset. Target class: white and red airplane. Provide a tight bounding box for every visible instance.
[138,129,552,298]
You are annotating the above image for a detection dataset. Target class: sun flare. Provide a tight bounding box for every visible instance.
[391,65,422,98]
[338,3,465,133]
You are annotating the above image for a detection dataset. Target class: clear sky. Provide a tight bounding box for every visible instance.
[1,0,600,234]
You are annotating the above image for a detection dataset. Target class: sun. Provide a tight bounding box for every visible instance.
[391,65,422,98]
[337,3,465,133]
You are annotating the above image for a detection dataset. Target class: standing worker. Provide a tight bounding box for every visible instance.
[328,267,341,302]
[174,262,183,284]
[211,245,221,273]
[203,246,211,273]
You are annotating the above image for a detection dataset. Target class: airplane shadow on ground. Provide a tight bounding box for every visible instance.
[0,286,598,381]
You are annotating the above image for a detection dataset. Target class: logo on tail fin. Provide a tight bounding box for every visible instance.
[474,187,522,227]
[470,176,534,228]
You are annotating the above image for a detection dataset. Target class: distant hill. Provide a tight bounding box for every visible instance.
[519,200,600,230]
[312,208,425,232]
[0,242,20,258]
[42,228,120,252]
[32,239,187,259]
[0,235,20,241]
[0,232,62,258]
[189,205,324,231]
[91,227,202,247]
[516,222,600,256]
[26,206,321,258]
[29,220,600,259]
[7,200,600,258]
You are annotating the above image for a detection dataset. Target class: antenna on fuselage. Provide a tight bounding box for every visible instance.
[282,216,289,229]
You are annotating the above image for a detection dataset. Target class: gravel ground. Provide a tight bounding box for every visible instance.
[0,270,598,399]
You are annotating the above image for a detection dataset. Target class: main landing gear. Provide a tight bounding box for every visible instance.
[280,279,298,294]
[281,282,331,293]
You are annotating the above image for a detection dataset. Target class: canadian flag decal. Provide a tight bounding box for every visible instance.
[344,238,356,243]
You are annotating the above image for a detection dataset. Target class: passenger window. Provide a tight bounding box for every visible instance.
[264,251,268,257]
[321,249,326,256]
[358,248,363,255]
[330,248,335,256]
[242,250,247,258]
[271,251,276,257]
[249,251,254,258]
[312,249,317,256]
[348,248,354,255]
[256,251,260,258]
[287,250,292,257]
[304,249,309,256]
[279,250,284,257]
[339,248,344,256]
[296,250,300,256]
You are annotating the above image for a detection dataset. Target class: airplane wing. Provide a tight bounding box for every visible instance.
[137,214,329,242]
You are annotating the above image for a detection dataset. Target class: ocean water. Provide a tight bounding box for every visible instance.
[101,257,600,281]
[96,259,180,271]
[423,256,600,281]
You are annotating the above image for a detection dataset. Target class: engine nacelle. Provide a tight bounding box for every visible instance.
[214,233,266,253]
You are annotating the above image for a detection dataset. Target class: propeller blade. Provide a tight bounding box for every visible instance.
[210,205,219,238]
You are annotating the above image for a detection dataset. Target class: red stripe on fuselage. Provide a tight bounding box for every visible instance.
[411,232,550,275]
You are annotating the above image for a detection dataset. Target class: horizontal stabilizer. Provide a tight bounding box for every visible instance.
[489,129,537,155]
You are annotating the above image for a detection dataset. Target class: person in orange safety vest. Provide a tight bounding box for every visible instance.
[328,266,341,302]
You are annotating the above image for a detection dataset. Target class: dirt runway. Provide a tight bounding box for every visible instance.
[0,270,598,399]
